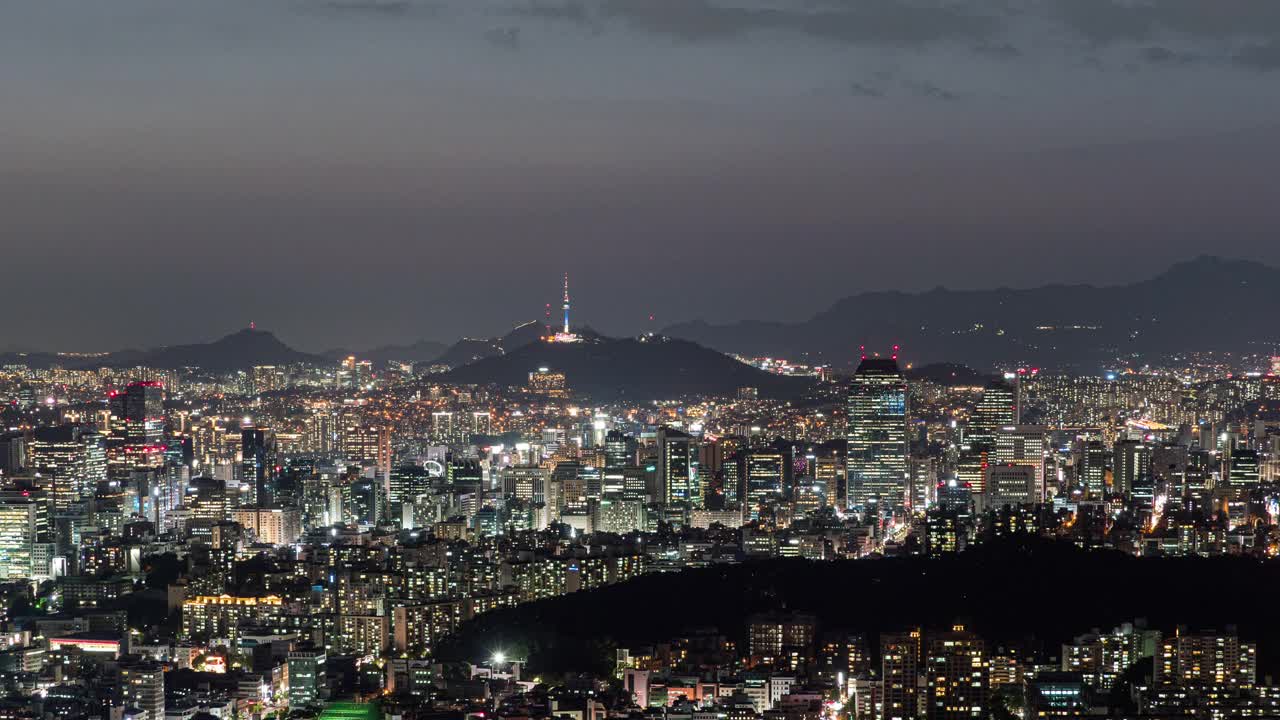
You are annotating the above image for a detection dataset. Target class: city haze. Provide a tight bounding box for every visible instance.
[6,0,1280,349]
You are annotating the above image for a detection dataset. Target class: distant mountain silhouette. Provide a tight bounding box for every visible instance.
[127,328,326,372]
[441,335,814,401]
[905,362,994,387]
[0,328,324,372]
[431,320,546,369]
[323,338,450,365]
[662,256,1280,370]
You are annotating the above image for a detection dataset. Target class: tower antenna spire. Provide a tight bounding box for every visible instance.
[562,272,571,334]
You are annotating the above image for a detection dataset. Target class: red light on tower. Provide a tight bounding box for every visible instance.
[859,344,866,361]
[892,344,899,360]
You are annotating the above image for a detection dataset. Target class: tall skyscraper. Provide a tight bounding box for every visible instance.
[240,425,277,508]
[28,424,105,511]
[115,381,165,471]
[881,630,922,720]
[1113,440,1152,498]
[847,355,909,511]
[658,427,695,507]
[970,380,1018,448]
[743,449,786,518]
[1080,441,1110,499]
[604,430,630,469]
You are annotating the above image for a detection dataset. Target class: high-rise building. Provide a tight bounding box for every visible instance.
[28,424,105,510]
[240,426,276,507]
[658,427,695,507]
[881,630,922,720]
[747,613,816,670]
[992,425,1047,501]
[120,663,165,720]
[1080,441,1110,499]
[124,381,165,470]
[847,356,908,511]
[1228,448,1260,486]
[287,647,327,707]
[970,380,1018,448]
[0,492,52,581]
[389,464,432,526]
[604,430,630,469]
[925,626,988,720]
[743,450,787,518]
[1113,440,1152,498]
[983,465,1037,509]
[1155,629,1256,687]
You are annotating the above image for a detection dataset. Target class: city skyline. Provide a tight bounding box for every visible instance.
[7,4,1280,719]
[2,253,1278,356]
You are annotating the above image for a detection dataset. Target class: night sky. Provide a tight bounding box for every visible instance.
[6,0,1280,351]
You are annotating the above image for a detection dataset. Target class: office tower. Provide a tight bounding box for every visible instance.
[0,492,52,580]
[124,381,165,470]
[240,425,276,507]
[1113,440,1152,498]
[502,466,549,505]
[344,477,383,527]
[881,630,922,720]
[389,464,432,526]
[189,477,230,526]
[120,663,165,720]
[339,415,383,465]
[847,356,908,511]
[1080,441,1110,499]
[992,425,1047,500]
[983,465,1037,509]
[815,452,846,511]
[448,459,483,494]
[288,647,327,707]
[605,430,630,469]
[970,380,1018,448]
[28,424,105,511]
[925,626,988,720]
[355,360,373,388]
[0,432,24,474]
[658,427,695,507]
[743,449,786,518]
[1228,448,1260,486]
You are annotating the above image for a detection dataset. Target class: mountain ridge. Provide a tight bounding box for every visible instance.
[441,335,813,401]
[661,255,1280,369]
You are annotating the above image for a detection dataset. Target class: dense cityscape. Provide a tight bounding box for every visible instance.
[3,269,1280,720]
[14,0,1280,716]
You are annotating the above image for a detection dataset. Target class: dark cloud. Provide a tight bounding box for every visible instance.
[973,41,1021,59]
[304,0,416,16]
[1234,41,1280,70]
[850,82,885,98]
[563,0,1002,47]
[484,26,522,50]
[1050,0,1280,45]
[1140,46,1201,65]
[901,79,961,101]
[507,0,591,24]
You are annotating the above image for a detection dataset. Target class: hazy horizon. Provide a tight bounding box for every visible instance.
[7,1,1280,350]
